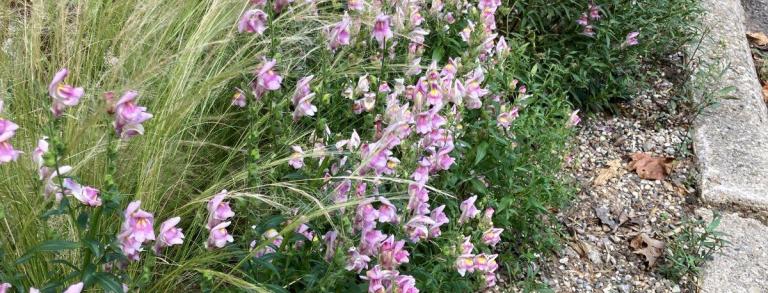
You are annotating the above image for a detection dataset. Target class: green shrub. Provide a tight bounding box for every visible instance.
[500,0,701,111]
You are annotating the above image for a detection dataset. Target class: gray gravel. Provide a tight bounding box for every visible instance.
[537,70,703,292]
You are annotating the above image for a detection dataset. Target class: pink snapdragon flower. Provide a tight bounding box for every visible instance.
[118,201,155,261]
[122,201,156,242]
[288,145,305,169]
[496,36,509,57]
[461,236,475,254]
[497,106,519,129]
[323,230,338,261]
[394,275,419,293]
[567,109,581,127]
[577,13,589,26]
[379,235,410,269]
[459,196,479,224]
[455,254,475,276]
[114,91,153,139]
[359,229,386,255]
[484,272,497,288]
[0,142,20,164]
[273,0,293,14]
[354,203,379,232]
[0,283,10,293]
[624,31,640,47]
[48,68,84,117]
[232,88,247,107]
[328,14,351,50]
[238,9,268,35]
[292,75,317,120]
[153,217,185,254]
[0,119,18,142]
[63,282,84,293]
[483,207,494,224]
[118,230,142,261]
[254,229,284,257]
[44,166,72,202]
[377,197,398,223]
[207,190,235,229]
[373,14,393,47]
[404,215,435,243]
[296,223,315,241]
[207,221,235,249]
[64,179,102,207]
[292,75,314,105]
[32,137,50,179]
[588,4,601,20]
[252,59,283,99]
[345,247,371,273]
[482,228,503,246]
[474,253,499,273]
[363,265,397,293]
[406,183,429,216]
[293,93,318,121]
[429,204,448,237]
[0,119,20,164]
[348,0,364,11]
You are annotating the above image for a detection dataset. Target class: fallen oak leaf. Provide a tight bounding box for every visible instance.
[593,159,624,186]
[627,153,674,180]
[747,32,768,46]
[629,233,665,267]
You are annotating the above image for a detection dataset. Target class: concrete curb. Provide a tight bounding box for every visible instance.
[694,0,768,213]
[695,0,768,291]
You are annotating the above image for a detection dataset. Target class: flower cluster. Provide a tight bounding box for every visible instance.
[0,116,21,164]
[454,205,503,288]
[206,190,236,249]
[229,0,517,291]
[118,201,184,261]
[576,3,601,37]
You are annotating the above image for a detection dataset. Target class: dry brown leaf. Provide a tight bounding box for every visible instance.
[629,233,665,267]
[747,32,768,46]
[593,159,624,186]
[762,84,768,103]
[595,206,618,229]
[627,153,674,180]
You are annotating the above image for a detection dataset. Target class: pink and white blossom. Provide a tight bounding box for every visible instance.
[153,217,185,253]
[48,69,84,117]
[238,9,268,35]
[459,195,480,224]
[114,91,153,139]
[206,221,234,249]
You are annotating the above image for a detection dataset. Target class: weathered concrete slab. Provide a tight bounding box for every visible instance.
[695,0,768,212]
[742,0,768,33]
[697,209,768,293]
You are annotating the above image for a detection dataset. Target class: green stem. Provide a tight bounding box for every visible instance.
[81,134,116,275]
[49,121,81,237]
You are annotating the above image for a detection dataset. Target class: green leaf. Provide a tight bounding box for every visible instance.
[82,239,103,260]
[94,272,124,293]
[16,240,81,264]
[474,142,489,166]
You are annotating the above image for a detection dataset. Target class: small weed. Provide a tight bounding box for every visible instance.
[659,214,729,284]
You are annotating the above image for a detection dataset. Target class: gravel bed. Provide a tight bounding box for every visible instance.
[536,66,703,293]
